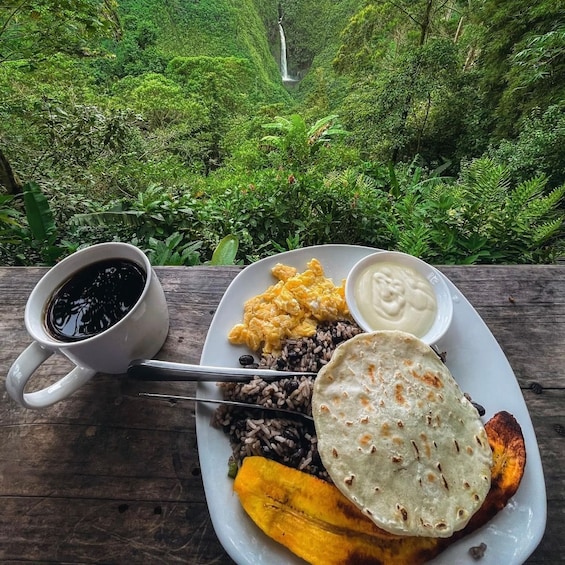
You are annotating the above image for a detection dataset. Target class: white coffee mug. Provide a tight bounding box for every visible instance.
[6,242,169,409]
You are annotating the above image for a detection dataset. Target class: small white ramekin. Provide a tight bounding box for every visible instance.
[345,251,453,345]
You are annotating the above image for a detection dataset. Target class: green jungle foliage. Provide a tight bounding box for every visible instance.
[0,0,564,266]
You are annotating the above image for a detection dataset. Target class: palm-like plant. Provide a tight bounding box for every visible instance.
[261,113,348,168]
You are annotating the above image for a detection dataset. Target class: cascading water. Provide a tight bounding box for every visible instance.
[278,19,292,82]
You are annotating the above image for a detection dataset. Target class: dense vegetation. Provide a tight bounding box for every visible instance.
[1,0,564,266]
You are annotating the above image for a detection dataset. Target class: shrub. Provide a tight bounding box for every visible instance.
[489,104,565,189]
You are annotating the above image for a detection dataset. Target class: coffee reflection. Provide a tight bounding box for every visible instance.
[44,259,146,342]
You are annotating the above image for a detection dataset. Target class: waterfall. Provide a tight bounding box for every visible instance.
[278,20,292,81]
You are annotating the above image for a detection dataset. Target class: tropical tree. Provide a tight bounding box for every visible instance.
[474,0,565,139]
[0,0,120,64]
[112,73,206,129]
[167,56,257,173]
[489,104,565,189]
[334,1,476,163]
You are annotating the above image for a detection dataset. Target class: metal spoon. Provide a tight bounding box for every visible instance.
[139,392,314,422]
[128,359,316,382]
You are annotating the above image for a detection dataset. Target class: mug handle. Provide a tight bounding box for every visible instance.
[6,341,96,409]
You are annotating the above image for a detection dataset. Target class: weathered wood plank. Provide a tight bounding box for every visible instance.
[439,265,565,388]
[0,498,226,564]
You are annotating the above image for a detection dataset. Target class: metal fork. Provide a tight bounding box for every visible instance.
[139,392,314,422]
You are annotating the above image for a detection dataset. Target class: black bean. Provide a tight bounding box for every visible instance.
[472,402,486,416]
[330,329,341,343]
[276,357,287,370]
[239,354,255,366]
[284,380,299,394]
[468,542,487,560]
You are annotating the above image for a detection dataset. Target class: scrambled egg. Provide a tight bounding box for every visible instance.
[228,258,349,354]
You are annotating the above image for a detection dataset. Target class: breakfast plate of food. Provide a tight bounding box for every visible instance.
[196,244,546,565]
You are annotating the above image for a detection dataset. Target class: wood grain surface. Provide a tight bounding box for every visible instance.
[0,264,563,564]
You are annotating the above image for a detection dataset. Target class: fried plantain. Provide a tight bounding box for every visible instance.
[234,410,527,565]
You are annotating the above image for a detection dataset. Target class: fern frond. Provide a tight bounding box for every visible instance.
[545,183,565,206]
[426,181,446,201]
[413,176,450,196]
[531,218,564,245]
[324,169,355,188]
[535,183,565,214]
[355,174,377,192]
[323,170,340,187]
[515,182,565,224]
[324,170,376,193]
[505,175,547,217]
[463,157,510,204]
[396,222,432,258]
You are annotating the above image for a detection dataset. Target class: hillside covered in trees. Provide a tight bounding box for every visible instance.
[1,0,564,266]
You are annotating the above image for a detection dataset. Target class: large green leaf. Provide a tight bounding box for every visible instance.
[22,182,56,243]
[72,210,145,227]
[208,234,239,265]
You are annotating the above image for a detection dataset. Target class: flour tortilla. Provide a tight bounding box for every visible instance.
[312,330,492,538]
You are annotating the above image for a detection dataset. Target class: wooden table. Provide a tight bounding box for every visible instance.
[0,265,563,563]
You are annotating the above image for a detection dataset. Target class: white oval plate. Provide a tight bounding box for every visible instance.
[197,245,546,565]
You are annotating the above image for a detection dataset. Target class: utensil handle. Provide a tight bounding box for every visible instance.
[127,359,315,382]
[139,392,314,422]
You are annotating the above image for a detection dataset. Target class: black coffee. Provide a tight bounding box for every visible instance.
[45,258,146,342]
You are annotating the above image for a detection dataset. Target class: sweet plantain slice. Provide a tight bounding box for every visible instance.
[457,410,527,533]
[233,411,526,565]
[234,455,440,564]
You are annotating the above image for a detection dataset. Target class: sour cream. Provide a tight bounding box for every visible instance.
[353,262,437,337]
